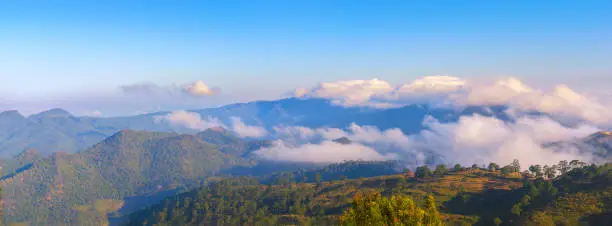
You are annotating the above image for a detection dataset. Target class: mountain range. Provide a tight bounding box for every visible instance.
[1,97,610,225]
[0,98,511,158]
[1,125,610,225]
[1,128,268,225]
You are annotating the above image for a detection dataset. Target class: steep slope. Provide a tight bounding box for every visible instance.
[1,129,253,226]
[0,148,42,179]
[0,110,27,141]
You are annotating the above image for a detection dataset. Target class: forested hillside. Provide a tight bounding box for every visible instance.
[125,161,612,226]
[0,129,258,226]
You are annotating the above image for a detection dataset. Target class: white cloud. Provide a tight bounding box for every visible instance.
[456,77,534,106]
[183,81,218,97]
[154,111,225,130]
[395,75,466,94]
[294,76,612,127]
[294,78,395,108]
[154,112,268,138]
[260,123,419,163]
[419,114,601,167]
[273,123,412,150]
[253,140,394,163]
[120,80,219,97]
[230,117,268,138]
[261,112,604,167]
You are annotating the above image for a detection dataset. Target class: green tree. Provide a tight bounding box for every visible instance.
[511,203,522,216]
[501,166,512,176]
[543,165,557,179]
[403,168,411,174]
[493,217,502,226]
[488,162,500,171]
[557,160,569,175]
[511,159,521,172]
[423,195,442,226]
[454,164,462,172]
[415,165,432,179]
[339,192,442,226]
[569,160,585,169]
[529,165,543,178]
[433,164,448,177]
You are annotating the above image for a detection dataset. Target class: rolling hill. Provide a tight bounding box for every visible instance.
[1,128,257,226]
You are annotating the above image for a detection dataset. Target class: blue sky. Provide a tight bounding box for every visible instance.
[1,0,611,116]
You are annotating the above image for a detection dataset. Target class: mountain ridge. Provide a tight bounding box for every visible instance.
[0,98,517,157]
[1,128,256,225]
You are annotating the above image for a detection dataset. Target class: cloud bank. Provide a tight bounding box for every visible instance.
[256,123,419,163]
[155,111,268,138]
[229,117,268,138]
[273,75,610,165]
[254,140,393,163]
[154,111,226,130]
[418,114,600,167]
[294,76,612,127]
[254,114,604,166]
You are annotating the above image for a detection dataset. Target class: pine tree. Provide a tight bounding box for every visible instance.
[488,162,500,171]
[454,164,462,172]
[511,159,521,172]
[339,191,442,226]
[415,165,432,179]
[423,195,442,226]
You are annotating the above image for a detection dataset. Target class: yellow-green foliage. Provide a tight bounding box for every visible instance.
[339,192,442,226]
[525,192,605,225]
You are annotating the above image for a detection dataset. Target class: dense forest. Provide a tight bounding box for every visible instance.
[124,160,612,226]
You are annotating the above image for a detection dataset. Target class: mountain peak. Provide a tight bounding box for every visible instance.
[583,131,612,149]
[600,131,612,136]
[333,137,352,145]
[208,126,230,133]
[198,127,235,137]
[0,110,24,118]
[196,127,242,146]
[110,129,174,139]
[29,108,73,119]
[587,131,612,140]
